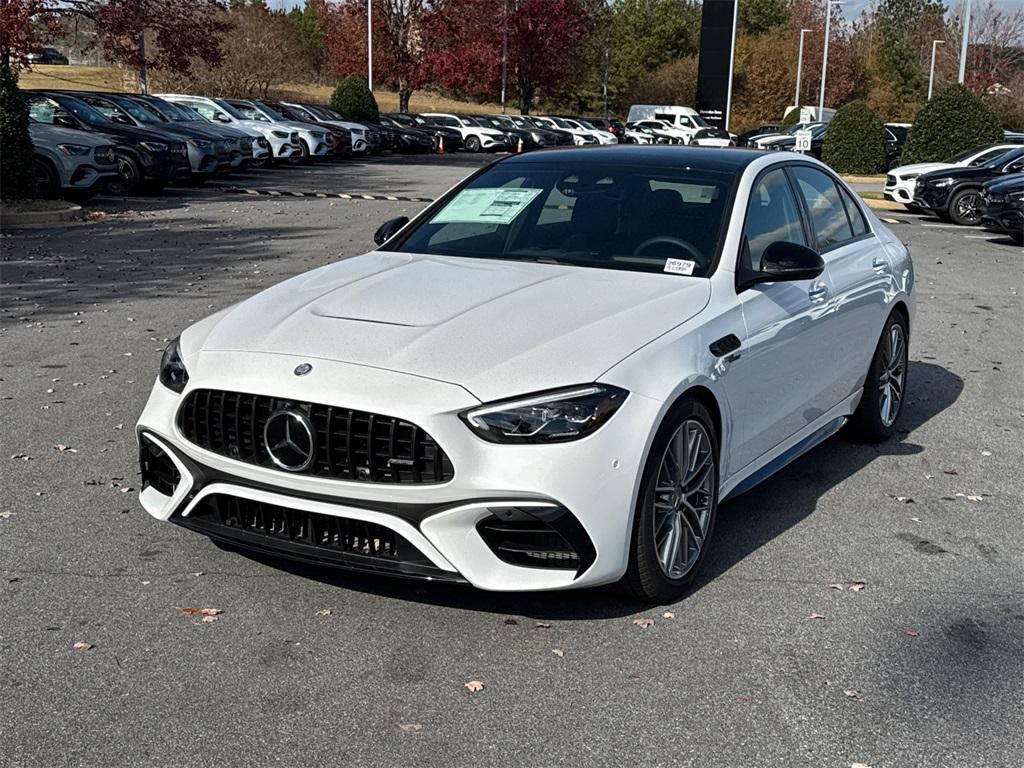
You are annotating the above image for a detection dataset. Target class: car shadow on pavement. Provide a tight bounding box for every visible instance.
[231,360,963,620]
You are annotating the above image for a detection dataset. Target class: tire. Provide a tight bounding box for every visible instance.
[108,154,141,196]
[290,139,310,164]
[947,187,983,226]
[465,135,481,153]
[624,398,719,604]
[1011,232,1023,246]
[847,311,909,443]
[32,158,60,200]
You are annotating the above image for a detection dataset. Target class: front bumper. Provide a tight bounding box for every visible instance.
[136,352,658,591]
[66,163,118,190]
[913,185,952,212]
[883,177,916,204]
[980,198,1023,236]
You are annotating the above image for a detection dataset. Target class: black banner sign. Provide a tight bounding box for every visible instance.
[695,0,737,131]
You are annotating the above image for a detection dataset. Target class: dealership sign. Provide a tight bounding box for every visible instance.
[695,0,739,131]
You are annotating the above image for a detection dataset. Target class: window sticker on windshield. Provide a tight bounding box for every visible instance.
[664,258,696,275]
[432,187,542,226]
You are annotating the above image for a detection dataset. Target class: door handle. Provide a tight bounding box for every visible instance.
[808,283,829,302]
[709,334,742,358]
[872,256,889,272]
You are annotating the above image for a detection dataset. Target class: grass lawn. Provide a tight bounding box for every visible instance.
[19,65,502,115]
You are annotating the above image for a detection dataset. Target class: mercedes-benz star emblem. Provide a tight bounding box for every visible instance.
[294,363,313,376]
[264,409,316,472]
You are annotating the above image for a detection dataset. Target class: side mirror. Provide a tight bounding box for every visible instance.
[53,115,77,129]
[373,216,409,247]
[759,241,825,281]
[112,114,132,125]
[214,112,231,124]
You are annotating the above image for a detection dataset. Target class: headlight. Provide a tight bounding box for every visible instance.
[1008,190,1024,201]
[57,144,91,156]
[188,138,214,150]
[930,178,954,187]
[903,173,919,181]
[159,337,189,393]
[139,141,168,152]
[461,385,628,444]
[271,130,289,138]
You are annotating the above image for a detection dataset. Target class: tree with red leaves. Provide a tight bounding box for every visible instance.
[1,0,228,90]
[321,0,452,112]
[431,0,598,114]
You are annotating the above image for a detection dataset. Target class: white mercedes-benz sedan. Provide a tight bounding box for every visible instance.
[137,146,913,602]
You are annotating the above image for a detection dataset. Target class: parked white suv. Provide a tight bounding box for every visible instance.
[421,113,509,152]
[223,99,331,162]
[884,143,1023,209]
[280,102,372,155]
[156,94,300,161]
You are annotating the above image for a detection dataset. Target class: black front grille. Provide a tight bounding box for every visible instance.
[178,389,454,484]
[140,436,181,496]
[886,174,896,186]
[191,494,405,560]
[476,516,579,570]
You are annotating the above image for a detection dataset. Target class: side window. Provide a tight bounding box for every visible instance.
[190,102,217,120]
[838,185,868,237]
[1004,157,1024,174]
[791,166,854,250]
[742,168,806,272]
[969,148,1004,166]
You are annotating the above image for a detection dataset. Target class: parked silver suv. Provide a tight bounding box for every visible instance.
[29,122,119,201]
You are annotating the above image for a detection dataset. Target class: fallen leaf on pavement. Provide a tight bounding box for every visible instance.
[632,617,655,629]
[464,680,485,693]
[903,628,920,637]
[849,581,866,593]
[808,613,826,620]
[72,641,94,651]
[503,618,518,626]
[661,611,675,619]
[180,607,222,617]
[843,689,860,699]
[828,583,844,591]
[851,763,873,768]
[737,695,750,704]
[54,444,77,453]
[551,648,564,657]
[315,609,332,616]
[200,615,219,623]
[892,495,914,504]
[0,511,14,519]
[534,621,551,629]
[398,723,423,733]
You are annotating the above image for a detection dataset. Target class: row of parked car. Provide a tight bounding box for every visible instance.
[734,120,912,170]
[884,141,1024,242]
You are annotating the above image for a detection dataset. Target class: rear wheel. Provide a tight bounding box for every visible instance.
[625,399,719,603]
[32,158,60,200]
[847,311,909,442]
[948,188,983,226]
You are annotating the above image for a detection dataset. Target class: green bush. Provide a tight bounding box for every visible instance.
[781,106,801,128]
[0,55,35,201]
[900,84,1003,165]
[329,75,379,122]
[822,100,885,174]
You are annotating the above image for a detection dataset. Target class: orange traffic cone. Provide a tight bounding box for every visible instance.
[517,137,524,153]
[437,135,445,155]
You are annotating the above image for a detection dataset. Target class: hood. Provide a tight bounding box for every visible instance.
[891,162,949,177]
[984,173,1024,192]
[920,165,998,182]
[29,123,111,147]
[478,127,506,137]
[196,252,711,403]
[278,119,326,135]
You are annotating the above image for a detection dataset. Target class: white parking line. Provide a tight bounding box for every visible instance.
[921,223,964,229]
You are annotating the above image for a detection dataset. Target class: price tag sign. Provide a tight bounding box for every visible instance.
[795,129,813,153]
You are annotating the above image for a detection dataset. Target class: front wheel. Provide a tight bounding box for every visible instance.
[624,399,719,603]
[847,311,909,442]
[291,139,310,164]
[947,188,983,226]
[108,154,141,196]
[32,158,60,199]
[465,135,481,153]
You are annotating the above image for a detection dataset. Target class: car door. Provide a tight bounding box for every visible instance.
[789,165,889,408]
[722,166,839,472]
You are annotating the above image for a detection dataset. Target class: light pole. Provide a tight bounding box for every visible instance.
[818,1,842,114]
[795,28,811,109]
[958,0,972,84]
[928,39,944,100]
[367,0,373,91]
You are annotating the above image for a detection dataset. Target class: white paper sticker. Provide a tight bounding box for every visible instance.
[664,258,696,275]
[432,187,542,226]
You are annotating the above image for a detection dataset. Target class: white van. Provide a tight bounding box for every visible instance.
[625,105,734,146]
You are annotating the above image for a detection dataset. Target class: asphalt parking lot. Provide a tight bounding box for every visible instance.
[2,155,1022,768]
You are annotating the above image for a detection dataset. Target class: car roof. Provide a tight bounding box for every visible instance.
[499,145,764,171]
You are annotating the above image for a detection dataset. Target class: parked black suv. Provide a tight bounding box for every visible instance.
[25,91,191,194]
[915,146,1024,225]
[980,173,1024,244]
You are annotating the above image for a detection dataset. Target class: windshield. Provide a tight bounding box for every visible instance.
[390,114,415,127]
[109,96,160,124]
[552,118,575,129]
[509,116,530,129]
[982,147,1024,168]
[212,99,248,121]
[392,161,735,277]
[254,102,286,120]
[58,96,110,127]
[692,114,709,127]
[154,99,201,121]
[577,119,597,130]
